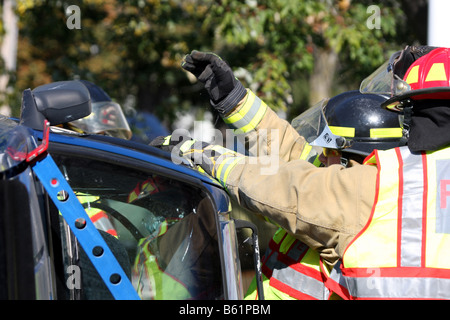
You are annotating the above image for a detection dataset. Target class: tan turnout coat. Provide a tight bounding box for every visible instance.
[221,90,378,267]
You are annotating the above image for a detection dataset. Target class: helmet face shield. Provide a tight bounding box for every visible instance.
[292,90,404,158]
[291,99,347,150]
[382,47,450,111]
[69,101,132,140]
[360,60,411,97]
[361,47,450,111]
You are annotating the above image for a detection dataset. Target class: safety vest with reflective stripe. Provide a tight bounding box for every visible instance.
[76,193,118,238]
[320,259,350,299]
[246,139,342,299]
[246,228,349,300]
[342,146,450,299]
[132,218,191,300]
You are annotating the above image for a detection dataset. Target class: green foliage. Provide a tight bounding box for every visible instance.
[327,2,404,87]
[203,0,406,117]
[5,0,409,124]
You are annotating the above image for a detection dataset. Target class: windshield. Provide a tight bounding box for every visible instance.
[52,151,223,300]
[0,116,37,176]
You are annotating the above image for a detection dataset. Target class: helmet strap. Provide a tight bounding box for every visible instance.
[399,100,413,146]
[339,155,349,167]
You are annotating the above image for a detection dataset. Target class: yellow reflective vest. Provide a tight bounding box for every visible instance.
[245,228,349,300]
[132,218,191,300]
[342,146,450,299]
[75,193,118,238]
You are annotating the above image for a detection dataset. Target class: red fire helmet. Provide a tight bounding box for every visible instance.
[383,47,450,111]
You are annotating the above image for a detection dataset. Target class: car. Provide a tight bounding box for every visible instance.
[0,80,264,300]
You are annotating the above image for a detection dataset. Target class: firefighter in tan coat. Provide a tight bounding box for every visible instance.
[154,46,450,299]
[244,90,404,299]
[176,50,378,268]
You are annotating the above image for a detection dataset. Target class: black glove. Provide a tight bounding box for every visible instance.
[182,50,247,115]
[150,134,244,180]
[149,134,196,154]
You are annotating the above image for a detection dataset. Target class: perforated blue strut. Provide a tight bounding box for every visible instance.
[32,155,140,300]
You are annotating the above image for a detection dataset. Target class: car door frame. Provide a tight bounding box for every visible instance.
[47,138,245,299]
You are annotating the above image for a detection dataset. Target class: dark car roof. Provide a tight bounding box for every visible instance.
[17,122,220,188]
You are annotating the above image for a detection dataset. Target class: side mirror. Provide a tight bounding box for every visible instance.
[20,81,91,130]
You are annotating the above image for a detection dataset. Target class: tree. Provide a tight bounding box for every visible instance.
[12,0,216,123]
[205,0,406,118]
[7,0,410,125]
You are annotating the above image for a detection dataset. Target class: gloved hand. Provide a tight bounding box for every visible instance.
[149,134,194,154]
[182,50,247,115]
[150,134,245,183]
[150,134,214,173]
[184,143,245,183]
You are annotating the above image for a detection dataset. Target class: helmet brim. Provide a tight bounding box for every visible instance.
[344,139,405,156]
[382,87,450,111]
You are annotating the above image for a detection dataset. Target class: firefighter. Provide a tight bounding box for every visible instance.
[245,90,404,300]
[132,197,222,300]
[154,47,450,299]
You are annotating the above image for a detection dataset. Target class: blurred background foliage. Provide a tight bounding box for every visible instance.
[0,0,427,130]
